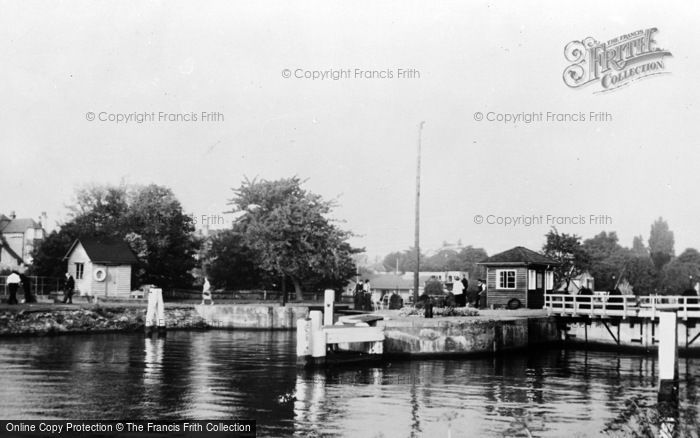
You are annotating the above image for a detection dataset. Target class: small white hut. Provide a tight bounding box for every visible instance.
[63,238,138,298]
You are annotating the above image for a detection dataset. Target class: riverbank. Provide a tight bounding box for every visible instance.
[0,302,207,336]
[0,303,554,353]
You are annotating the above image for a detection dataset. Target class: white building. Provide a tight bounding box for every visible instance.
[63,238,137,297]
[0,212,45,270]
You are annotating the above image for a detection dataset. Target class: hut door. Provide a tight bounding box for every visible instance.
[527,270,545,309]
[105,267,118,296]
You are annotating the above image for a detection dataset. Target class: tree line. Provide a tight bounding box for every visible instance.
[379,218,695,295]
[30,177,360,296]
[543,218,695,295]
[381,246,488,281]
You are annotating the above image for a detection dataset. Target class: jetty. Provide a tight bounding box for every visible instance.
[544,293,700,350]
[296,290,385,367]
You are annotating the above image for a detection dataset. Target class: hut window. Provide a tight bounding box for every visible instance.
[528,270,536,290]
[497,270,516,289]
[75,263,84,280]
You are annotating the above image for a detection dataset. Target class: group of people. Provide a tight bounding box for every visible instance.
[351,276,487,310]
[447,276,486,308]
[5,270,36,304]
[4,271,76,305]
[353,279,375,310]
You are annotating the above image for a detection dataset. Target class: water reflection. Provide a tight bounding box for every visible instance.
[0,332,697,437]
[291,350,698,438]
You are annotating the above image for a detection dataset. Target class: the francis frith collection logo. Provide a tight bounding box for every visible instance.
[563,28,672,93]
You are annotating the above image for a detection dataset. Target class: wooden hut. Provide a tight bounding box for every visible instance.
[477,246,558,309]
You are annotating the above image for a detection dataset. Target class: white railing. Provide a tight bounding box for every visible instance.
[544,293,700,320]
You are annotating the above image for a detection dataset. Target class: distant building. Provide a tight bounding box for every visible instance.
[0,211,46,270]
[347,270,467,303]
[63,238,138,297]
[477,246,558,309]
[556,271,595,294]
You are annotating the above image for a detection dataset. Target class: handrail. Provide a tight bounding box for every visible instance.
[544,293,700,319]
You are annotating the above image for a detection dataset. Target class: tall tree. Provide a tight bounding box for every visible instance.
[204,227,267,290]
[623,255,656,295]
[31,183,198,289]
[648,217,675,271]
[631,235,648,257]
[456,246,488,282]
[543,227,589,290]
[125,184,198,288]
[582,231,626,291]
[660,248,700,294]
[228,177,359,298]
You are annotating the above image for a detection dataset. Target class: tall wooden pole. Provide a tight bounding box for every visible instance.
[413,121,425,303]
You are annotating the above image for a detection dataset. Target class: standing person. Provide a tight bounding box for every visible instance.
[461,276,469,304]
[63,272,75,304]
[201,277,214,305]
[363,279,372,311]
[19,272,35,303]
[452,276,465,307]
[371,288,383,311]
[353,281,363,309]
[476,279,486,309]
[6,271,21,304]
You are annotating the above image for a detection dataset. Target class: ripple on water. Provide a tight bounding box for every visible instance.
[0,331,698,437]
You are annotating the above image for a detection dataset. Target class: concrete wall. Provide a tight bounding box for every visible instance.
[380,317,557,356]
[194,304,309,330]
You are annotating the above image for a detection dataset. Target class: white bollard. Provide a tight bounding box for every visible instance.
[658,310,679,407]
[310,310,323,331]
[296,318,311,365]
[145,286,165,329]
[309,310,326,363]
[658,311,678,381]
[324,289,335,326]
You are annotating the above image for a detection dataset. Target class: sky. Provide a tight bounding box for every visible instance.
[1,0,699,261]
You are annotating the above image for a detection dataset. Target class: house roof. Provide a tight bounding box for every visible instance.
[0,234,24,264]
[0,218,42,233]
[478,246,559,266]
[356,273,434,290]
[64,238,138,264]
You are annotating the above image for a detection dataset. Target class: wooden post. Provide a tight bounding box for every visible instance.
[324,289,335,327]
[658,310,678,403]
[296,317,311,366]
[145,286,165,333]
[309,310,326,365]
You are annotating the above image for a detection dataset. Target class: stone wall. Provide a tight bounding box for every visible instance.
[194,304,309,330]
[380,316,558,356]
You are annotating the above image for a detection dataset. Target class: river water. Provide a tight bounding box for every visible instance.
[0,330,697,437]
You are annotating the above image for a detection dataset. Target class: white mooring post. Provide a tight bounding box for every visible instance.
[145,286,165,332]
[296,317,312,365]
[324,289,335,326]
[657,310,679,437]
[658,310,678,385]
[310,310,327,365]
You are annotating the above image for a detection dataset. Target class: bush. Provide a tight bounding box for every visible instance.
[388,293,403,309]
[424,280,444,295]
[398,306,479,318]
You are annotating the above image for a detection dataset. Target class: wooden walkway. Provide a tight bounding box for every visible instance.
[544,293,700,320]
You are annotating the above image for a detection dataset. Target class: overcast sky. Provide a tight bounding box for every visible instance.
[2,0,699,260]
